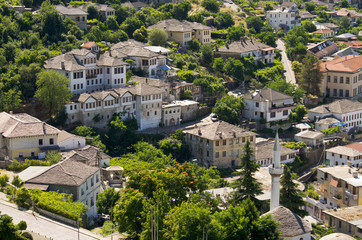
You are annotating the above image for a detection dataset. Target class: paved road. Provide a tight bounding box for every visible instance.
[0,199,101,240]
[276,39,297,85]
[224,0,240,12]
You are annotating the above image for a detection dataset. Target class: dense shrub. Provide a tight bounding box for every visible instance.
[7,159,50,172]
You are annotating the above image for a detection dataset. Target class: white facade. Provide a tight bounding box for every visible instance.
[58,131,86,151]
[161,104,181,127]
[326,146,362,167]
[267,3,301,31]
[78,170,101,218]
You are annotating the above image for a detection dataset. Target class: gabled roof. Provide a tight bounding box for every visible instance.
[183,121,256,140]
[58,130,86,143]
[61,145,110,167]
[97,55,128,67]
[264,206,312,237]
[26,158,99,187]
[0,112,60,138]
[316,117,339,125]
[81,42,97,49]
[77,90,119,102]
[121,1,148,9]
[320,55,362,72]
[55,5,87,15]
[217,38,273,54]
[255,141,297,161]
[295,130,324,139]
[313,29,334,34]
[127,83,163,96]
[148,19,211,32]
[281,1,296,7]
[326,146,361,157]
[131,76,168,87]
[44,53,87,72]
[243,88,293,102]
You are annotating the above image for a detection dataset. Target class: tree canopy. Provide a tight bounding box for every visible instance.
[212,95,245,125]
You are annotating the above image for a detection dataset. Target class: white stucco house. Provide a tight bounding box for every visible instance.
[266,2,301,31]
[242,88,294,123]
[326,143,362,167]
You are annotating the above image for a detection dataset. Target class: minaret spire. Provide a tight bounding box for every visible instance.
[269,131,284,211]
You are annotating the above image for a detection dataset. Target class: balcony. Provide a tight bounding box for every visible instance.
[268,104,294,112]
[86,74,97,79]
[345,190,358,201]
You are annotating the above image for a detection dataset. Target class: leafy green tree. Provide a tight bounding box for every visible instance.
[17,220,27,231]
[87,5,99,20]
[15,187,31,208]
[22,0,33,8]
[201,0,220,12]
[290,105,308,122]
[35,70,71,117]
[215,12,234,29]
[96,187,121,215]
[213,57,224,73]
[172,1,191,20]
[0,213,26,240]
[114,189,146,238]
[163,201,214,240]
[148,28,168,46]
[180,89,193,100]
[39,0,66,43]
[302,20,317,33]
[227,24,245,41]
[300,54,322,96]
[106,16,119,30]
[0,175,9,189]
[158,137,182,158]
[133,26,148,42]
[201,45,214,64]
[322,126,343,135]
[246,16,264,34]
[340,16,350,29]
[121,17,144,37]
[178,70,195,83]
[265,76,305,103]
[340,0,349,8]
[223,58,244,80]
[3,43,16,62]
[188,38,201,52]
[0,89,22,112]
[45,152,62,165]
[231,140,262,204]
[285,26,309,61]
[214,198,280,240]
[280,165,307,217]
[11,175,23,188]
[305,2,316,12]
[213,95,244,125]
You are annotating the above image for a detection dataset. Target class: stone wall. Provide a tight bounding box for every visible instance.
[37,208,78,227]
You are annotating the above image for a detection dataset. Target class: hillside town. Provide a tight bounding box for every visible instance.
[0,0,362,239]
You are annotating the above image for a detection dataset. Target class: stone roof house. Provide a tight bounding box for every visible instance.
[55,5,87,30]
[255,141,297,166]
[215,37,275,64]
[264,206,312,240]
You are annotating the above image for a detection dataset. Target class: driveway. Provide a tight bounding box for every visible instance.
[276,39,297,85]
[0,198,102,240]
[224,0,240,12]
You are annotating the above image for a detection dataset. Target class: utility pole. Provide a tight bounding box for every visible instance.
[77,215,80,240]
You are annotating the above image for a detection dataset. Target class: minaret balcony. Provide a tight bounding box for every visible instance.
[269,166,284,176]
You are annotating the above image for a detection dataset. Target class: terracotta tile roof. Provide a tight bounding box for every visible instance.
[81,42,96,49]
[0,112,60,138]
[264,206,312,237]
[345,142,362,153]
[183,121,256,140]
[320,55,362,72]
[217,38,273,55]
[26,158,99,187]
[308,40,339,59]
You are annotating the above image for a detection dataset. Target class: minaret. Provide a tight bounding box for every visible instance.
[269,132,284,211]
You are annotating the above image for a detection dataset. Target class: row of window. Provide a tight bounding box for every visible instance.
[87,68,103,76]
[258,154,295,165]
[203,30,210,35]
[331,152,361,161]
[342,113,362,122]
[73,83,84,90]
[73,72,84,79]
[214,136,254,146]
[328,76,351,84]
[87,79,102,86]
[215,150,240,158]
[164,109,180,114]
[114,67,124,74]
[142,94,162,102]
[83,57,97,65]
[142,59,157,66]
[327,88,351,98]
[81,174,99,196]
[39,138,54,146]
[203,38,210,43]
[184,33,191,38]
[146,111,158,117]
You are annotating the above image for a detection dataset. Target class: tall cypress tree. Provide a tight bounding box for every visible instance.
[231,140,263,204]
[280,165,307,217]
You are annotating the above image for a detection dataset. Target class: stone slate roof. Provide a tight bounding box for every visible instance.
[44,53,87,72]
[26,158,98,187]
[316,117,339,125]
[217,38,273,55]
[255,141,297,161]
[264,206,312,237]
[55,5,87,15]
[321,23,339,29]
[326,145,361,157]
[320,233,356,240]
[62,145,110,167]
[148,19,211,32]
[309,99,362,114]
[243,88,293,102]
[77,90,119,102]
[281,1,296,7]
[0,112,60,138]
[128,83,163,96]
[70,48,93,56]
[78,3,115,12]
[183,121,256,140]
[97,55,127,67]
[131,76,168,87]
[121,1,148,9]
[295,130,324,139]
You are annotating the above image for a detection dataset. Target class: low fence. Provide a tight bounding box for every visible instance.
[37,207,78,227]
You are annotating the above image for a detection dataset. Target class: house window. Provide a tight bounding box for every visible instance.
[91,177,94,187]
[333,89,337,96]
[19,152,23,158]
[229,150,233,156]
[229,140,233,145]
[91,196,94,206]
[327,76,331,82]
[346,77,350,84]
[39,139,43,146]
[256,102,259,107]
[340,77,344,83]
[222,151,226,157]
[216,141,219,146]
[346,90,350,97]
[215,152,219,158]
[207,151,209,157]
[339,89,343,97]
[283,110,288,116]
[81,188,84,195]
[86,181,88,190]
[270,112,276,118]
[96,174,99,183]
[223,140,226,145]
[49,138,54,145]
[334,76,337,83]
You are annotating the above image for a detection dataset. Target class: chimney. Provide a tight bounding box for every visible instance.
[43,122,46,134]
[109,50,112,57]
[61,61,65,70]
[9,111,13,114]
[198,128,202,135]
[349,168,352,174]
[233,130,236,137]
[353,171,359,178]
[146,78,148,84]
